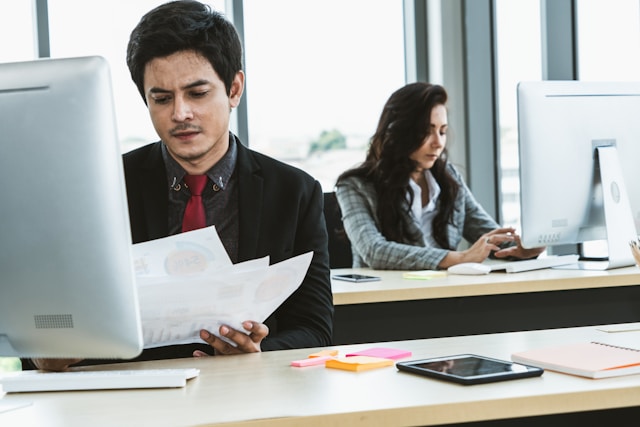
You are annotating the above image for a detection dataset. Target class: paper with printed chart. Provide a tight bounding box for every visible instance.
[131,226,312,348]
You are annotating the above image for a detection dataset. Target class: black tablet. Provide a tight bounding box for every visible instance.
[396,354,544,385]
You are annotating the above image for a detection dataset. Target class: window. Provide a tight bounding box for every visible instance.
[47,0,226,153]
[0,2,36,63]
[494,0,542,230]
[577,0,640,81]
[242,0,406,191]
[45,0,405,191]
[576,0,640,257]
[494,0,640,257]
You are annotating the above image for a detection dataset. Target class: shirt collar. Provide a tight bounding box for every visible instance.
[162,132,238,191]
[407,170,441,218]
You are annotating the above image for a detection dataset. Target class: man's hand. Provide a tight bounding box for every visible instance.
[31,358,83,372]
[193,321,269,357]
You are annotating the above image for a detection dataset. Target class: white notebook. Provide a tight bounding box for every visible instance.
[512,341,640,379]
[0,368,199,393]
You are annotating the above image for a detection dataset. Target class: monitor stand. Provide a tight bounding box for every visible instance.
[555,145,637,271]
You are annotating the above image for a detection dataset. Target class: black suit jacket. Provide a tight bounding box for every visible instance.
[120,138,334,361]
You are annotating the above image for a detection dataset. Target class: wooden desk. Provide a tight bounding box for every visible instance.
[331,266,640,344]
[2,323,640,426]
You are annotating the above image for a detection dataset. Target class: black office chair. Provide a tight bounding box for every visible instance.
[323,192,353,268]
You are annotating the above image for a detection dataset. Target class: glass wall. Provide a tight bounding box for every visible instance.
[0,2,36,62]
[5,0,640,232]
[576,0,640,256]
[494,0,542,230]
[242,0,406,191]
[47,0,226,153]
[35,1,407,192]
[577,0,640,81]
[494,0,640,255]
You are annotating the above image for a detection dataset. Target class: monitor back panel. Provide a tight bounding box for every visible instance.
[0,56,143,358]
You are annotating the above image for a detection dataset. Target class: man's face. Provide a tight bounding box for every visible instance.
[143,50,244,174]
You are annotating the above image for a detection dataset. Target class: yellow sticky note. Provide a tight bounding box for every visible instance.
[402,270,447,280]
[325,356,394,371]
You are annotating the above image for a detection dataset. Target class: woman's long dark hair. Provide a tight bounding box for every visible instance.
[337,82,460,249]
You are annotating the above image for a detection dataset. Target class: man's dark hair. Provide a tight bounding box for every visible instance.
[126,0,243,103]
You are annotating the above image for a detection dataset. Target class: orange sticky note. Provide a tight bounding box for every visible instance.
[326,356,394,372]
[308,349,339,358]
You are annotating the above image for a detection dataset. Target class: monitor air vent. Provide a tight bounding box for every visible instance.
[34,314,74,329]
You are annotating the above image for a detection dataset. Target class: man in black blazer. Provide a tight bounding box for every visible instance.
[122,0,333,359]
[31,0,333,371]
[123,135,334,359]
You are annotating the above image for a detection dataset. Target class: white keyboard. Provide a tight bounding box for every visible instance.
[0,368,199,393]
[487,254,580,273]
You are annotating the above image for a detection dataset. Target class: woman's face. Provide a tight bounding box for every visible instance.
[409,104,448,172]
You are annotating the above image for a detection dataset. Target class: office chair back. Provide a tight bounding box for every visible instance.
[323,192,353,268]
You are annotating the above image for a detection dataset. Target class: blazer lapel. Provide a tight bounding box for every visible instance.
[140,143,170,240]
[236,142,264,261]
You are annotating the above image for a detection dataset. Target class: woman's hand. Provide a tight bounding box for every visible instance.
[493,233,545,260]
[439,227,518,268]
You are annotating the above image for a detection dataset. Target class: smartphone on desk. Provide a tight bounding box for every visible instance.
[332,274,381,283]
[396,354,543,385]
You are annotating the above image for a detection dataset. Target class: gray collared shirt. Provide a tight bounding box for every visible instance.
[162,134,240,262]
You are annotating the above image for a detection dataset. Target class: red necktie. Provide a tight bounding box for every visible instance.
[182,175,208,232]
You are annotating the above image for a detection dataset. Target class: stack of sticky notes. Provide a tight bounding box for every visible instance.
[325,356,395,371]
[291,347,412,372]
[290,350,339,367]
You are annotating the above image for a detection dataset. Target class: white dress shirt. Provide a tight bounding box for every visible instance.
[407,170,440,247]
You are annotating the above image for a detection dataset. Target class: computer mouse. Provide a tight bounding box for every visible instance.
[447,262,492,275]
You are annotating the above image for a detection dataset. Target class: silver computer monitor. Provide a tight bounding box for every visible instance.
[0,56,143,358]
[517,80,640,270]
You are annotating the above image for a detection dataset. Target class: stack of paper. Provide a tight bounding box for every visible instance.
[131,226,313,348]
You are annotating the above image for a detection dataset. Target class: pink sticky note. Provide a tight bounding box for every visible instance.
[345,347,412,360]
[290,355,335,367]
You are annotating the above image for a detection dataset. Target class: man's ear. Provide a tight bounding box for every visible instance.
[229,70,244,108]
